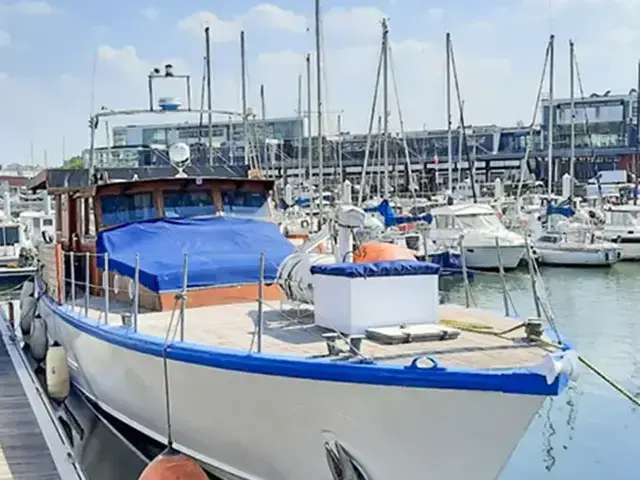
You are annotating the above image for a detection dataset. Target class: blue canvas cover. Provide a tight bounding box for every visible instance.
[96,217,295,293]
[363,199,433,227]
[310,261,440,278]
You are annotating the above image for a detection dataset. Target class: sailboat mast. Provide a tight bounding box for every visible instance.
[297,74,303,185]
[205,27,213,166]
[547,34,555,196]
[446,32,453,193]
[636,60,640,205]
[337,114,343,185]
[382,18,390,199]
[240,30,249,169]
[569,39,575,195]
[314,0,324,221]
[306,54,312,184]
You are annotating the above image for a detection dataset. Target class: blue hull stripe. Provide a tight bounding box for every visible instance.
[41,292,568,396]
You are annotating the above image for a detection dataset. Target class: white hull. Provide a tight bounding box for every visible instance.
[38,296,548,480]
[461,244,526,270]
[599,237,640,260]
[536,246,620,266]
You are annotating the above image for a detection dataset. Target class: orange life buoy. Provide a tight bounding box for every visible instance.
[353,242,417,263]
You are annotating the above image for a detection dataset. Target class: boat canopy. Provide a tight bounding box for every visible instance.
[96,217,295,293]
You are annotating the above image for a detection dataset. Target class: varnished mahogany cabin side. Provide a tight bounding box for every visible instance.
[51,176,284,311]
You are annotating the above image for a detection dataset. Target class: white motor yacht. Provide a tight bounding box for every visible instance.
[429,203,527,270]
[534,228,621,267]
[598,205,640,260]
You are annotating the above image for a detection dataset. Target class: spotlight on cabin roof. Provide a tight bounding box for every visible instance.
[164,64,174,77]
[168,142,191,178]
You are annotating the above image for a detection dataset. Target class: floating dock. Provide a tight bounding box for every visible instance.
[0,303,84,479]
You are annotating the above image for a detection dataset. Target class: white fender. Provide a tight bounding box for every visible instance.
[29,315,48,363]
[19,279,34,309]
[20,296,36,338]
[46,342,70,402]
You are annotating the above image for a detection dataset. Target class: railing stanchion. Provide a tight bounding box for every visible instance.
[495,236,510,316]
[179,253,188,341]
[458,235,471,308]
[70,251,75,311]
[133,252,140,332]
[257,252,265,353]
[104,252,110,323]
[525,235,542,318]
[84,251,90,316]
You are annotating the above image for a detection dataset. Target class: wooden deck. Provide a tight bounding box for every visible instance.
[84,297,556,370]
[0,339,60,479]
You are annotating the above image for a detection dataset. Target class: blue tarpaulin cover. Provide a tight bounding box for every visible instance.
[96,217,295,293]
[363,199,433,227]
[310,261,440,278]
[546,204,575,218]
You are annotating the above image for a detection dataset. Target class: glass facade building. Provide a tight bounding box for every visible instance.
[541,93,638,151]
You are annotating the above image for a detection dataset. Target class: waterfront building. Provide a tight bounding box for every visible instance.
[81,89,640,192]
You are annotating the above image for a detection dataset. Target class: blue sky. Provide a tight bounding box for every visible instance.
[0,0,637,166]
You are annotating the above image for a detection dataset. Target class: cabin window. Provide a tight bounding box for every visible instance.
[434,215,455,229]
[163,190,215,219]
[539,235,559,243]
[221,189,268,216]
[43,218,53,226]
[84,198,95,236]
[0,225,20,246]
[55,195,62,232]
[101,192,157,227]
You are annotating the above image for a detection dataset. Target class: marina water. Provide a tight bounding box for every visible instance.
[449,264,640,480]
[15,265,638,479]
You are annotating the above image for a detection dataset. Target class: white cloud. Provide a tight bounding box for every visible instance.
[177,12,239,43]
[243,4,307,33]
[140,7,159,21]
[0,73,8,80]
[323,7,387,42]
[426,8,443,21]
[0,31,10,47]
[0,1,54,15]
[7,1,640,167]
[177,4,307,42]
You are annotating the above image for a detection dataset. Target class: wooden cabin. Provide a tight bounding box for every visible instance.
[39,174,287,312]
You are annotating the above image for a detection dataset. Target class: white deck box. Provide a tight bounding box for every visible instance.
[310,261,440,335]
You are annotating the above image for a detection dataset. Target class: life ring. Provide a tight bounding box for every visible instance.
[300,219,310,229]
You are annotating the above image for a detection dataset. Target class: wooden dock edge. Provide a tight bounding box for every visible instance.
[0,301,86,480]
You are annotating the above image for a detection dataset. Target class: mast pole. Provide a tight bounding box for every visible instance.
[314,0,324,222]
[547,34,555,196]
[569,39,575,196]
[205,27,213,165]
[446,32,453,193]
[382,18,390,199]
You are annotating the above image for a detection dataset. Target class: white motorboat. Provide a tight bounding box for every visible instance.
[27,164,578,480]
[534,230,621,266]
[24,93,578,479]
[599,205,640,260]
[429,203,527,269]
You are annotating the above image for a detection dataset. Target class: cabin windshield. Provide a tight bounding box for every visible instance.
[221,190,269,218]
[0,225,20,246]
[163,190,216,219]
[101,192,157,227]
